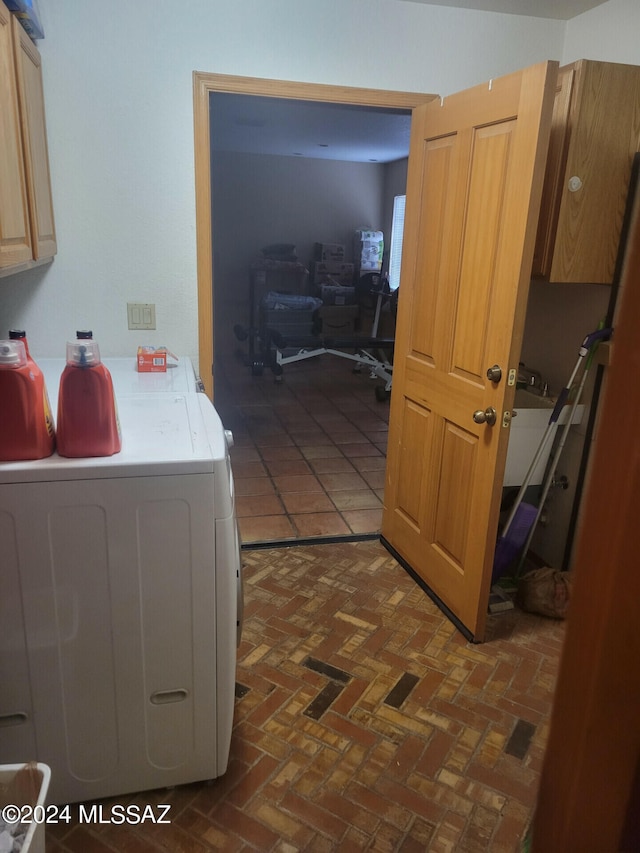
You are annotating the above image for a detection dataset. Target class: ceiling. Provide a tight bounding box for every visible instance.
[402,0,607,19]
[210,94,413,164]
[210,0,609,165]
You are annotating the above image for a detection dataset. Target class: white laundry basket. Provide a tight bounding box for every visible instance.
[0,764,51,853]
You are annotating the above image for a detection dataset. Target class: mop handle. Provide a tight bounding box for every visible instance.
[514,325,612,573]
[548,328,613,420]
[501,327,612,537]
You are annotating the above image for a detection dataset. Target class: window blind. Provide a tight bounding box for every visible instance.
[388,194,406,291]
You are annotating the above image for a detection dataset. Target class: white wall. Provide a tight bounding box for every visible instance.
[0,0,565,365]
[1,0,636,368]
[563,0,640,65]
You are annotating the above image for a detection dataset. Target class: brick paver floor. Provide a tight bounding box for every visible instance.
[47,539,564,852]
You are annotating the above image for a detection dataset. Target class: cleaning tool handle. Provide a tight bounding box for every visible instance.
[579,327,613,356]
[549,387,569,423]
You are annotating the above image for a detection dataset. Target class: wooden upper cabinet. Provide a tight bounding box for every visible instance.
[532,59,640,284]
[13,15,56,262]
[0,1,32,268]
[0,2,55,274]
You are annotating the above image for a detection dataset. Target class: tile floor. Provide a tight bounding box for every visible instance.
[46,540,564,852]
[214,351,390,545]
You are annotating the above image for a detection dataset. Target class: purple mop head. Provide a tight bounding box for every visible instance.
[492,502,538,582]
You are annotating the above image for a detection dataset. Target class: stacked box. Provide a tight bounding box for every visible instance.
[318,305,360,336]
[354,230,384,271]
[313,243,345,262]
[260,308,317,341]
[319,284,356,305]
[312,261,354,286]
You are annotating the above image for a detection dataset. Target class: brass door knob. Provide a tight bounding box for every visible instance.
[473,407,497,426]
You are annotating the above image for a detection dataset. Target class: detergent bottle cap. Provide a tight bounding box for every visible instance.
[66,340,101,367]
[76,330,93,339]
[0,340,28,368]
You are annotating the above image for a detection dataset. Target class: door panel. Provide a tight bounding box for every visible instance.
[382,62,558,641]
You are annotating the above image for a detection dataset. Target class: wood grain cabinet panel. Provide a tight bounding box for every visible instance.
[0,1,55,276]
[533,59,640,284]
[0,1,32,269]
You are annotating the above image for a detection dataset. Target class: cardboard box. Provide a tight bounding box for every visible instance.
[313,242,345,262]
[136,346,178,373]
[318,305,359,336]
[354,230,384,271]
[319,284,356,305]
[312,261,354,286]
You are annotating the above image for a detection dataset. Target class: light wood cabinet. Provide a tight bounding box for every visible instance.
[0,1,55,276]
[533,59,640,284]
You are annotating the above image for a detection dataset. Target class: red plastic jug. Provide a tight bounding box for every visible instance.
[56,339,122,458]
[0,338,56,461]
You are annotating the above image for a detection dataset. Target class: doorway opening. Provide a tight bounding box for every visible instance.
[193,74,436,545]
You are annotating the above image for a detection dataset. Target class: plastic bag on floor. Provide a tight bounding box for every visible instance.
[516,567,572,619]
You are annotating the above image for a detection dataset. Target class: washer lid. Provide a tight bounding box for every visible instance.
[39,357,198,399]
[0,393,228,484]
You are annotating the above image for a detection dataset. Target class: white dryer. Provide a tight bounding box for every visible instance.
[0,359,242,805]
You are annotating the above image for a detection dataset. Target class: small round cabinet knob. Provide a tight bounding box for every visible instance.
[473,407,497,427]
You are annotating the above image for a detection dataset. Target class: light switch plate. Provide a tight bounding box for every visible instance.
[127,303,156,330]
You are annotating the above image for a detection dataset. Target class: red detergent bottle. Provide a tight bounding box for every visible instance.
[0,336,56,461]
[56,335,122,457]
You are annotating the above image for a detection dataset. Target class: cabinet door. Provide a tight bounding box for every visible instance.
[0,3,33,269]
[535,60,640,284]
[532,65,575,278]
[13,16,56,261]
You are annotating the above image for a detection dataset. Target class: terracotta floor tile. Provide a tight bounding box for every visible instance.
[342,507,383,533]
[291,512,351,537]
[351,455,387,472]
[258,446,305,462]
[215,356,389,546]
[252,433,295,448]
[264,459,312,477]
[340,443,382,458]
[316,471,369,492]
[360,469,386,489]
[273,474,324,494]
[309,457,356,474]
[300,445,344,460]
[281,491,336,514]
[329,490,383,511]
[238,514,296,542]
[229,445,261,464]
[236,494,285,518]
[230,460,267,479]
[332,431,371,445]
[289,431,333,446]
[234,477,276,497]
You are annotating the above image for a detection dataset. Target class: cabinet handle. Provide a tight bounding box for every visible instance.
[0,712,29,727]
[150,689,189,705]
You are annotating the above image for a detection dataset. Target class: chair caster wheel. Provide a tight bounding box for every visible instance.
[375,385,390,402]
[251,360,264,376]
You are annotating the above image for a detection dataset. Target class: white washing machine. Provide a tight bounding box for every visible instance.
[0,358,242,805]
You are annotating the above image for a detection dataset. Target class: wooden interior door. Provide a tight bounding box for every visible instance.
[381,62,558,642]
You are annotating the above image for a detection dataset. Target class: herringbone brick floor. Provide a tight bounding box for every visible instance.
[46,539,564,852]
